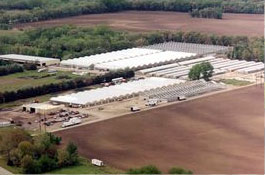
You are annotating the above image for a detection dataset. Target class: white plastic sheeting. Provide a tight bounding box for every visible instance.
[139,56,264,80]
[143,42,231,55]
[95,51,196,70]
[60,48,162,68]
[50,77,185,106]
[0,54,59,62]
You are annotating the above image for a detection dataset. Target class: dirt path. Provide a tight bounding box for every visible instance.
[56,85,264,174]
[16,11,264,37]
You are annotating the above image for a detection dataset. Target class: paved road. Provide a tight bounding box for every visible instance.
[0,166,13,175]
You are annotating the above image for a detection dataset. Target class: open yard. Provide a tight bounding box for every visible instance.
[16,11,264,37]
[0,70,79,92]
[56,85,264,174]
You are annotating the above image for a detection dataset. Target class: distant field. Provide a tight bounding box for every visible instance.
[56,85,264,174]
[16,11,264,37]
[0,71,79,92]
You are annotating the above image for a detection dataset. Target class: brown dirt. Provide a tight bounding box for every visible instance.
[17,11,264,37]
[55,85,264,174]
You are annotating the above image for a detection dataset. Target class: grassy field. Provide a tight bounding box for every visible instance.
[48,158,123,174]
[0,156,121,174]
[0,93,53,109]
[220,79,252,86]
[0,70,81,92]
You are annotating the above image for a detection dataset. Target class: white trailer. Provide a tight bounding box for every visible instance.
[62,117,81,128]
[131,106,141,112]
[92,159,104,167]
[145,99,158,106]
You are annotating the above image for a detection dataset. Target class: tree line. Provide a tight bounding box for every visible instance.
[127,165,193,174]
[0,26,263,62]
[190,7,223,19]
[0,62,37,76]
[0,69,135,103]
[0,128,79,174]
[0,0,263,28]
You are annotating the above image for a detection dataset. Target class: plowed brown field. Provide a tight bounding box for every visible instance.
[56,85,264,174]
[17,11,264,37]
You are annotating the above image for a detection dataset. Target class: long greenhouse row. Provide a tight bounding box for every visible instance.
[50,77,184,106]
[139,56,264,79]
[60,48,162,68]
[94,51,196,70]
[143,42,231,55]
[143,80,224,102]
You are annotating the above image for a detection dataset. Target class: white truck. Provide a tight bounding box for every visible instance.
[130,106,141,112]
[91,159,104,167]
[145,99,158,107]
[178,96,186,101]
[61,117,81,128]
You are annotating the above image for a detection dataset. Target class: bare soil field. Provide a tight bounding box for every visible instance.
[17,11,264,37]
[55,85,264,174]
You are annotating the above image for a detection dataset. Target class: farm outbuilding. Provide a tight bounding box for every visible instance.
[22,103,63,115]
[50,77,185,106]
[0,54,60,66]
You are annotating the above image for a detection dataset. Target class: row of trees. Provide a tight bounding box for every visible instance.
[0,26,263,62]
[0,128,79,174]
[0,64,24,76]
[0,63,37,76]
[190,7,223,19]
[0,0,263,27]
[0,69,135,103]
[127,165,193,174]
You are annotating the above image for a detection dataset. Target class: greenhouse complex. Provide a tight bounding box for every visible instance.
[50,42,264,107]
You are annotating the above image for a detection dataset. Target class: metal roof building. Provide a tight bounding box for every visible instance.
[0,54,60,66]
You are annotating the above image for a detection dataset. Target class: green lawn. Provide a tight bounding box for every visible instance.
[220,79,252,86]
[0,156,122,174]
[48,158,123,174]
[0,70,81,92]
[0,93,53,109]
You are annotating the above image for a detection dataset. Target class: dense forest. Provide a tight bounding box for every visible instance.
[0,0,263,28]
[0,26,263,62]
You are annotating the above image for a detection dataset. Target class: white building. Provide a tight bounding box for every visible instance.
[0,54,60,66]
[22,103,63,115]
[50,77,185,106]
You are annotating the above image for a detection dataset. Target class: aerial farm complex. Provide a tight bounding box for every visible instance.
[0,41,263,118]
[0,41,263,174]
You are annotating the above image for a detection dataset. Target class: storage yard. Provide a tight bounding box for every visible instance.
[55,85,264,174]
